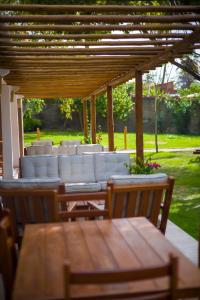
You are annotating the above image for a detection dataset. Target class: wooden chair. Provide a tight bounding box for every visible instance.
[64,254,178,300]
[0,188,58,242]
[0,208,17,300]
[107,176,175,234]
[56,187,112,221]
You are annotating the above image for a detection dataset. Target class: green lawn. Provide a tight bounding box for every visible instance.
[24,131,200,239]
[145,151,200,240]
[24,130,200,149]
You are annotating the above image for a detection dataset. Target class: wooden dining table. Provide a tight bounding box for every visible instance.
[13,217,200,300]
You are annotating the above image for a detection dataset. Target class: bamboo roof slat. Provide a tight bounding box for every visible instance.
[0,4,199,99]
[1,14,200,23]
[0,4,199,13]
[1,24,196,32]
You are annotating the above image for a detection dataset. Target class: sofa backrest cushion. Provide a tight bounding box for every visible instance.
[32,140,53,146]
[110,173,168,185]
[58,154,95,183]
[94,153,130,182]
[21,155,59,178]
[26,145,52,156]
[58,145,77,155]
[60,140,81,146]
[77,144,103,155]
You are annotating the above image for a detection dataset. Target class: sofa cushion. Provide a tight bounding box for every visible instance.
[32,140,53,146]
[64,182,101,193]
[110,173,168,185]
[0,178,61,189]
[26,145,52,156]
[58,145,77,155]
[94,153,130,182]
[99,181,107,190]
[21,155,59,178]
[61,140,81,146]
[58,155,95,183]
[77,144,103,155]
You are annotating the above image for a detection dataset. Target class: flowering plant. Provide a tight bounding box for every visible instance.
[126,157,161,175]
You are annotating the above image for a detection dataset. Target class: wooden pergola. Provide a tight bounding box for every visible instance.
[0,4,200,165]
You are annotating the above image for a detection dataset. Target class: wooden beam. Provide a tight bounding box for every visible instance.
[0,46,166,52]
[17,98,24,157]
[90,95,96,144]
[0,4,199,13]
[82,100,88,141]
[0,32,187,40]
[1,14,200,23]
[0,24,196,32]
[0,39,179,47]
[135,71,144,162]
[107,86,114,152]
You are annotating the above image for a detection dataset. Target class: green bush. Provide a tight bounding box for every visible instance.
[24,118,42,132]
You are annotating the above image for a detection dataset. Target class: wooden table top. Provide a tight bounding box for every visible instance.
[13,217,200,300]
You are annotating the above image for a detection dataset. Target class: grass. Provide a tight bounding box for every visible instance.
[24,130,200,239]
[146,151,200,240]
[24,130,200,149]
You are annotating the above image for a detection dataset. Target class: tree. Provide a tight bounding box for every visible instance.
[96,84,133,123]
[23,98,45,131]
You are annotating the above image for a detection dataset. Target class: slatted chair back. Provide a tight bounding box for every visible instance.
[0,189,58,240]
[0,208,17,300]
[56,188,112,221]
[64,254,178,300]
[108,177,175,234]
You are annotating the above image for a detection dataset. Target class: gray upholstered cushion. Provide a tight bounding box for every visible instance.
[57,145,77,155]
[58,155,95,183]
[60,140,81,146]
[77,144,103,155]
[110,173,168,185]
[32,140,53,146]
[21,155,59,178]
[0,178,61,189]
[94,153,130,181]
[99,181,107,190]
[26,145,52,155]
[64,182,101,193]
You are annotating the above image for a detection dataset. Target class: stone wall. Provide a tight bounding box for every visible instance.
[38,97,200,134]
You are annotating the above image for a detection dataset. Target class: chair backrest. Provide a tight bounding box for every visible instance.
[64,254,178,300]
[0,208,17,300]
[108,176,175,234]
[32,140,53,146]
[26,145,53,155]
[56,188,112,221]
[0,189,58,240]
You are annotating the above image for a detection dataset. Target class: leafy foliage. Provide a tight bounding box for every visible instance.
[23,98,45,132]
[96,84,133,122]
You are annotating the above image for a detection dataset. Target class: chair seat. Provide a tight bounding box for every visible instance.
[64,182,101,193]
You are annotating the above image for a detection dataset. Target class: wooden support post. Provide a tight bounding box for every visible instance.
[82,100,88,142]
[124,126,127,150]
[90,95,96,144]
[107,85,114,151]
[135,70,144,161]
[17,98,24,157]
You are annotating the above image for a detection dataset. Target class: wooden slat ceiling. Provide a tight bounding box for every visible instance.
[0,4,200,99]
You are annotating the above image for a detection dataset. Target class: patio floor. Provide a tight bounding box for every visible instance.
[166,220,198,265]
